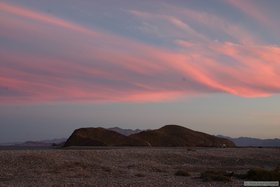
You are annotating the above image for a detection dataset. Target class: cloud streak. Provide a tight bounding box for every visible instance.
[226,0,280,39]
[1,2,280,103]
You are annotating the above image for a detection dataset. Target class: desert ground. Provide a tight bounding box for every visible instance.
[0,147,279,187]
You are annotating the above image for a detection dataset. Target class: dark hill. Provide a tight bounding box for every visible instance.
[64,127,149,147]
[129,125,235,147]
[64,125,235,147]
[108,127,142,136]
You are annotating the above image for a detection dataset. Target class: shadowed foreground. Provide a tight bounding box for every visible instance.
[0,147,279,187]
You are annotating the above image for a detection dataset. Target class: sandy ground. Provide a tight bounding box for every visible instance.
[0,147,279,187]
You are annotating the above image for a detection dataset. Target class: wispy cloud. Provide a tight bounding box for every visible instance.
[129,9,208,42]
[177,6,259,44]
[1,2,280,103]
[226,0,280,37]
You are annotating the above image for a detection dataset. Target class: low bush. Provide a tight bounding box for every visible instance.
[200,170,232,182]
[135,173,145,177]
[244,167,280,181]
[175,170,190,176]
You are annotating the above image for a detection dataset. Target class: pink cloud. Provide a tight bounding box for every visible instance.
[192,42,280,96]
[129,9,208,42]
[0,2,93,34]
[163,4,260,44]
[227,0,280,36]
[1,2,280,103]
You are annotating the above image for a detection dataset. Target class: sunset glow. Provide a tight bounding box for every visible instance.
[1,0,280,142]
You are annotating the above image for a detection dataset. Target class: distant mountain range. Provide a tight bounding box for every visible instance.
[217,135,280,147]
[16,138,67,147]
[0,138,67,147]
[1,126,279,147]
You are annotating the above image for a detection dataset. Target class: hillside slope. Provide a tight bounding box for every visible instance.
[130,125,235,147]
[64,127,148,147]
[65,125,235,147]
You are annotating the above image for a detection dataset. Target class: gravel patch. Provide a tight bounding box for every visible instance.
[0,147,279,186]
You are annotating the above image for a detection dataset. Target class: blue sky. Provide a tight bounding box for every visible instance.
[0,0,280,142]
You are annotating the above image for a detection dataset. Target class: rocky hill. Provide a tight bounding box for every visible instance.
[108,127,142,136]
[129,125,235,147]
[64,127,148,147]
[64,125,235,147]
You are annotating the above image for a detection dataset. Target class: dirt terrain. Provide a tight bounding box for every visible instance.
[0,147,279,187]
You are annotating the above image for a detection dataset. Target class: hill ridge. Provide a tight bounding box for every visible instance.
[64,125,235,147]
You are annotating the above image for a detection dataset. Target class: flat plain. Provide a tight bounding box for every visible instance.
[0,147,279,187]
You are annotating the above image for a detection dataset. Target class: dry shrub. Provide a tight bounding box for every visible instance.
[135,173,145,177]
[151,167,165,173]
[243,167,280,181]
[200,170,232,182]
[101,166,112,173]
[175,170,190,177]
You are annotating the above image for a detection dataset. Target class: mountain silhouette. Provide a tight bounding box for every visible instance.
[64,127,148,147]
[64,125,235,147]
[130,125,235,147]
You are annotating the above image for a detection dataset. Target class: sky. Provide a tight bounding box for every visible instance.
[0,0,280,142]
